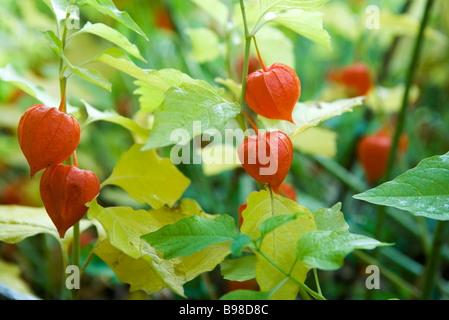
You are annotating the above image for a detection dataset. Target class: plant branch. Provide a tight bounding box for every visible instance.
[71,222,80,300]
[57,4,81,300]
[268,185,276,262]
[239,0,253,114]
[253,246,325,300]
[313,269,322,296]
[374,0,435,247]
[421,221,447,299]
[385,0,434,180]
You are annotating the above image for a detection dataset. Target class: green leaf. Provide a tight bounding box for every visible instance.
[220,255,257,281]
[313,203,349,232]
[253,1,331,48]
[262,97,364,138]
[89,48,151,83]
[64,59,112,91]
[241,191,315,299]
[94,239,182,295]
[296,231,387,270]
[188,0,229,26]
[87,200,155,259]
[255,25,295,68]
[215,78,242,102]
[82,100,149,140]
[134,69,193,113]
[83,0,148,40]
[265,9,331,48]
[185,28,221,64]
[42,30,112,91]
[89,199,229,297]
[44,0,82,26]
[0,64,77,113]
[260,0,329,12]
[142,81,240,150]
[354,153,449,220]
[70,22,145,61]
[141,214,236,259]
[220,290,271,300]
[41,30,63,55]
[291,127,337,158]
[231,234,253,257]
[101,143,190,209]
[259,213,301,240]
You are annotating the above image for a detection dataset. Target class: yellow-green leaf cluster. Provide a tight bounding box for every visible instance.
[89,199,230,296]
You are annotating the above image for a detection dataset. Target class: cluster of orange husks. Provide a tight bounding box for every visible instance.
[18,104,100,238]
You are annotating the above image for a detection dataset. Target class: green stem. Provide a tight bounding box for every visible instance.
[298,288,312,300]
[201,273,218,300]
[253,247,325,300]
[385,0,434,180]
[224,0,234,81]
[58,4,81,300]
[377,0,413,85]
[375,0,435,241]
[79,239,102,280]
[313,269,322,296]
[60,240,70,299]
[239,0,252,111]
[417,216,431,256]
[421,221,447,300]
[268,186,277,259]
[71,222,80,300]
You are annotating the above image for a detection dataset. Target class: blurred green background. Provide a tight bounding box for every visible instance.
[1,0,449,300]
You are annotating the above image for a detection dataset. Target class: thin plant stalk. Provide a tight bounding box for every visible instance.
[374,0,435,241]
[421,221,447,299]
[313,269,322,296]
[239,0,253,114]
[57,4,81,300]
[252,246,325,300]
[385,0,435,180]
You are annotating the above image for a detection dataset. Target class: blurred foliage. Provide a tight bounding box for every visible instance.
[0,0,449,300]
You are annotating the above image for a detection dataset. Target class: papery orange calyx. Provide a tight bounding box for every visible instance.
[328,62,373,97]
[17,105,81,178]
[357,128,408,184]
[245,63,301,123]
[40,164,100,238]
[238,130,293,194]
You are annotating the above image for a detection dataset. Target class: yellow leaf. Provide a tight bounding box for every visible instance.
[102,143,190,209]
[90,198,229,297]
[0,259,34,296]
[262,97,364,138]
[201,143,242,176]
[0,206,58,243]
[291,127,337,158]
[95,240,181,295]
[241,191,316,299]
[366,84,420,114]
